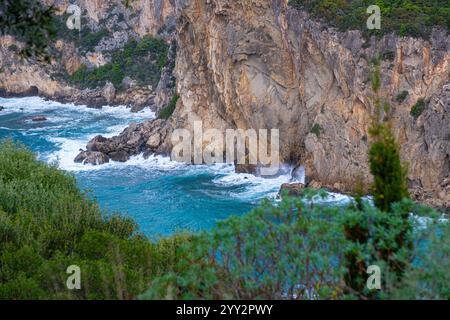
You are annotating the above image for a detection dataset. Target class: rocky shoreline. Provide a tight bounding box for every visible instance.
[75,118,172,165]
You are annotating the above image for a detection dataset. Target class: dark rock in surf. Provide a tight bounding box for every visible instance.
[74,151,110,165]
[87,135,110,153]
[108,150,129,162]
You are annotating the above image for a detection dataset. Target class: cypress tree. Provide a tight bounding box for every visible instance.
[368,59,409,212]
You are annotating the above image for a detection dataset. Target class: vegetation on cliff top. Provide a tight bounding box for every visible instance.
[69,36,169,90]
[288,0,450,38]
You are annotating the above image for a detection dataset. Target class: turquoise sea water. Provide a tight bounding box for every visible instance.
[0,97,294,237]
[0,97,350,237]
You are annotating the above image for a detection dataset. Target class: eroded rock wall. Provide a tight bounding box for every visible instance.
[171,0,449,205]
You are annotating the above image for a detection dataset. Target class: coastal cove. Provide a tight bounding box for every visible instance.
[0,96,350,238]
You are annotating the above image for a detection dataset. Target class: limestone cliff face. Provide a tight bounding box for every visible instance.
[170,0,449,206]
[0,35,77,98]
[41,0,175,36]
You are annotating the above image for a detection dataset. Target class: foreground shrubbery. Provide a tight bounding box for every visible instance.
[0,140,185,299]
[141,191,449,300]
[288,0,449,38]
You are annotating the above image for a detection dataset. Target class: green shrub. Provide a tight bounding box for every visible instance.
[288,0,450,38]
[411,98,426,118]
[0,140,186,299]
[311,123,324,137]
[396,91,409,103]
[391,219,450,299]
[142,189,444,300]
[142,191,349,300]
[80,28,109,50]
[369,123,409,212]
[158,94,179,120]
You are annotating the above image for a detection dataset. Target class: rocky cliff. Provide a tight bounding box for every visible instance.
[169,0,449,207]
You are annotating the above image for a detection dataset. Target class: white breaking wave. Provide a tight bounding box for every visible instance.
[213,170,292,200]
[0,96,156,120]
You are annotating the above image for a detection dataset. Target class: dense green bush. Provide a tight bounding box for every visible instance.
[0,140,186,299]
[369,123,409,212]
[142,191,349,300]
[311,123,324,137]
[69,36,169,89]
[288,0,450,38]
[158,94,179,120]
[410,98,426,118]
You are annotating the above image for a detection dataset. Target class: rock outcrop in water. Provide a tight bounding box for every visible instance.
[76,119,173,164]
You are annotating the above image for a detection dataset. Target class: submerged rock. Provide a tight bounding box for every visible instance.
[31,116,47,122]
